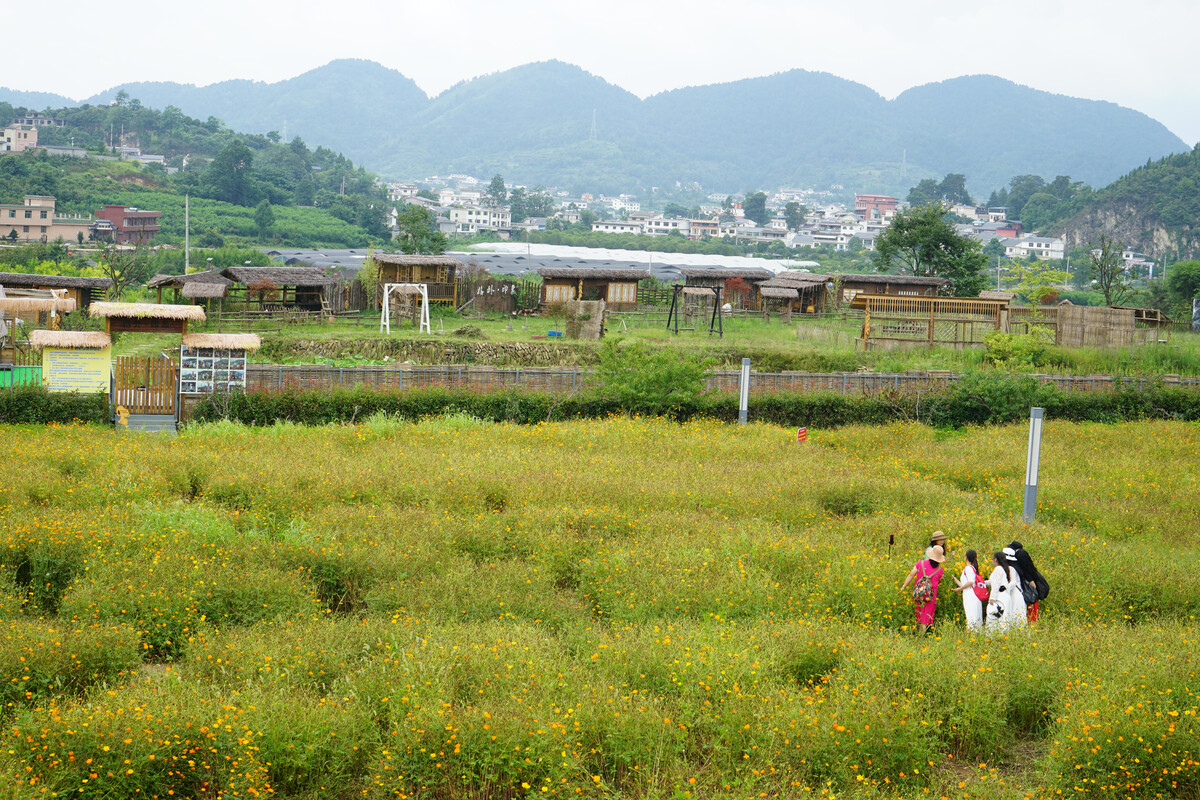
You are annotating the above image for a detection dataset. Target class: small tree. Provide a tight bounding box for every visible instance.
[97,242,152,300]
[725,277,751,308]
[254,199,275,242]
[1088,233,1129,306]
[394,206,447,254]
[486,174,507,207]
[359,250,381,308]
[873,203,987,297]
[1007,260,1069,305]
[247,278,280,307]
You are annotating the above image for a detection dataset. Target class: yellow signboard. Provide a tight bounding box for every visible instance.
[42,346,112,393]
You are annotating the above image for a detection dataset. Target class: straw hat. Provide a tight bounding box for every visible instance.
[930,530,948,545]
[928,545,946,563]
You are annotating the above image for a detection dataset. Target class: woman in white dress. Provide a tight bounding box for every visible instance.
[1002,547,1027,630]
[985,551,1026,633]
[952,549,986,632]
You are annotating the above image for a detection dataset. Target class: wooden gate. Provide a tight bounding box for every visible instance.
[113,356,178,415]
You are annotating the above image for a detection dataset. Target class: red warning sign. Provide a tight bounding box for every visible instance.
[796,427,808,443]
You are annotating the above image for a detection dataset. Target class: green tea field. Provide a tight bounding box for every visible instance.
[1,418,1197,799]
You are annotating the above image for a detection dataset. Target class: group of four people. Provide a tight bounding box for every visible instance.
[900,531,1048,635]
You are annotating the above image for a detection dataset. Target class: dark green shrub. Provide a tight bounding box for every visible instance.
[189,379,1200,430]
[0,387,108,425]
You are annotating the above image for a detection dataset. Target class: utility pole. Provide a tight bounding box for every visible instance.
[184,194,189,273]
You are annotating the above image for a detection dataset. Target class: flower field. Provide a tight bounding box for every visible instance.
[1,417,1197,799]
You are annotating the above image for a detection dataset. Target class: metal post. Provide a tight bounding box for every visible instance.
[1022,407,1045,523]
[738,358,750,425]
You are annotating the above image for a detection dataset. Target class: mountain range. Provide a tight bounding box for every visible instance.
[2,59,1189,197]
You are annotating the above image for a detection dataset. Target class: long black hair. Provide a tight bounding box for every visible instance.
[993,551,1011,582]
[965,549,980,578]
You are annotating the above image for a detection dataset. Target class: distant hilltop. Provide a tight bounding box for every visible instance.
[1,59,1187,196]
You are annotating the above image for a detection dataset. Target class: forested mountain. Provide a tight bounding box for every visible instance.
[1047,147,1200,258]
[2,60,1186,196]
[0,99,390,248]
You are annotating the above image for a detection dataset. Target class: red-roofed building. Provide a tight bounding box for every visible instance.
[855,194,899,220]
[92,204,162,244]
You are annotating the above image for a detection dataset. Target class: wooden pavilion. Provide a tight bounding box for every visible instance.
[537,267,649,311]
[220,266,334,311]
[370,254,463,306]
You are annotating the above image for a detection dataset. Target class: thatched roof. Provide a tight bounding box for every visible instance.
[29,330,112,349]
[182,282,228,299]
[759,286,800,299]
[221,266,333,286]
[0,272,112,290]
[371,254,464,267]
[680,268,773,281]
[181,333,261,351]
[834,272,948,287]
[761,272,829,289]
[149,269,233,289]
[0,295,77,313]
[89,302,207,321]
[538,267,650,281]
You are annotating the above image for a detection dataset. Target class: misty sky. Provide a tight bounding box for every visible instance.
[10,0,1199,146]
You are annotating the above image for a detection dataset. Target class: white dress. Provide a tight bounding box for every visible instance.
[959,565,985,632]
[985,565,1026,633]
[1005,566,1027,630]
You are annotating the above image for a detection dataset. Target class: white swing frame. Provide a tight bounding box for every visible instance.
[379,283,430,335]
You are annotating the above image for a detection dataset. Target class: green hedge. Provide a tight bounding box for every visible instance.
[191,375,1200,428]
[0,387,109,425]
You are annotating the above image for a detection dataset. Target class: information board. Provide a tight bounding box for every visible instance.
[179,346,247,394]
[42,347,112,393]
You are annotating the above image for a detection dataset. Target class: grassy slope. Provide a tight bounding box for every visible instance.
[0,418,1197,799]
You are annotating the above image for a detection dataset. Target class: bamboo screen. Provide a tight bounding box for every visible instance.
[860,295,1008,347]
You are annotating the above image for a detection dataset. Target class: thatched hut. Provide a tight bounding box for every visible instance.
[220,266,334,311]
[537,267,649,311]
[757,272,831,314]
[370,254,463,306]
[0,272,112,313]
[1,290,79,361]
[148,270,233,305]
[89,301,206,334]
[832,273,947,306]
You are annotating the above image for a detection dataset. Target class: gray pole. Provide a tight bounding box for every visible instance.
[738,357,751,425]
[1022,407,1045,523]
